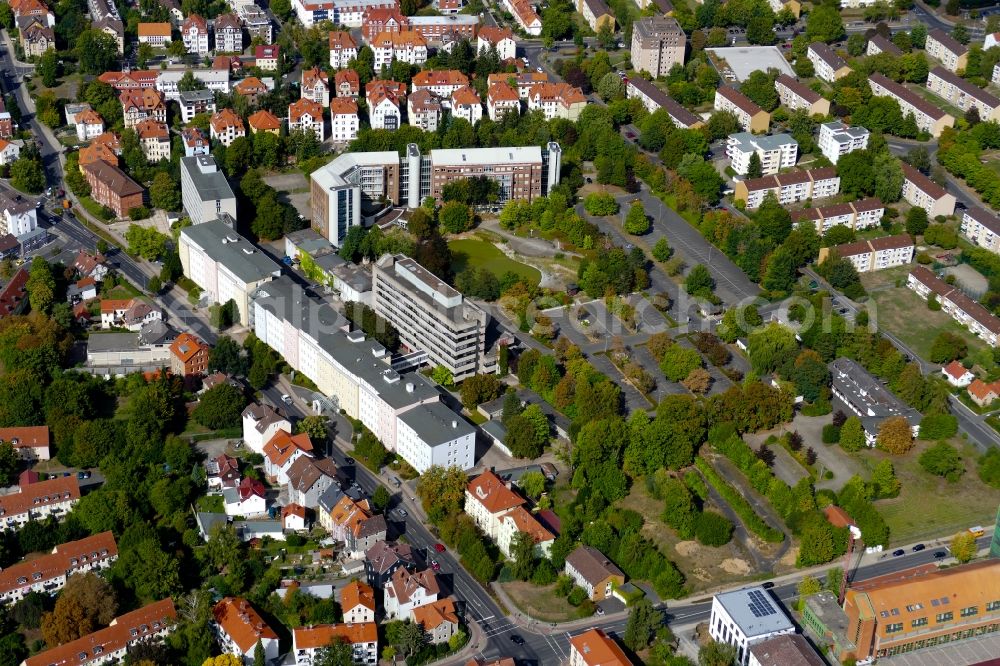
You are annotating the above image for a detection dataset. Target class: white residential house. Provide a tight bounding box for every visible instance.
[395,401,475,474]
[178,89,217,123]
[341,580,377,624]
[0,476,80,531]
[213,13,243,53]
[328,30,358,69]
[725,132,797,176]
[262,429,314,484]
[292,624,378,666]
[181,14,210,55]
[135,119,171,162]
[408,90,442,131]
[301,66,331,106]
[487,82,520,121]
[465,470,555,560]
[241,402,291,454]
[0,139,18,167]
[900,162,957,218]
[209,108,246,147]
[942,360,974,387]
[371,31,427,69]
[212,598,279,664]
[961,206,1000,253]
[477,26,516,61]
[223,477,268,516]
[807,42,851,82]
[75,109,105,142]
[329,98,359,144]
[367,85,403,130]
[819,234,914,273]
[925,28,969,73]
[818,121,869,164]
[383,567,439,620]
[288,98,325,142]
[0,532,117,605]
[450,86,483,125]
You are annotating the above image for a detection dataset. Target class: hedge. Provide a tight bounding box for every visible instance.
[695,458,784,543]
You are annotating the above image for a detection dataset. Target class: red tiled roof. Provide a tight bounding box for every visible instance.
[212,597,277,654]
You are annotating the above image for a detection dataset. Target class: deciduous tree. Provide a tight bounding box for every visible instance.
[876,415,914,454]
[41,573,117,647]
[950,530,977,563]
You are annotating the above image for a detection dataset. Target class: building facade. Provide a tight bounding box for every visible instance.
[180,155,238,226]
[630,16,685,78]
[818,121,869,164]
[725,132,797,176]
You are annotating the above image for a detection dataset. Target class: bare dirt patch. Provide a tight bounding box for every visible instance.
[720,558,752,575]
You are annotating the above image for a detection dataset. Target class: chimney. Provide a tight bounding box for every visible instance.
[451,420,457,428]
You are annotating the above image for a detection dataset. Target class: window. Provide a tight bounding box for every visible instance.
[912,617,928,628]
[936,612,953,622]
[885,623,904,634]
[907,603,924,612]
[962,606,979,618]
[988,601,1000,612]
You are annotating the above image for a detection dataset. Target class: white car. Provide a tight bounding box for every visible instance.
[536,66,544,73]
[281,394,292,405]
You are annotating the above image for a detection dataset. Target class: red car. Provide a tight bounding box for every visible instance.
[433,543,445,553]
[431,559,441,571]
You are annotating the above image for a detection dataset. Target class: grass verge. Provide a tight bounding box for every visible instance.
[448,238,541,287]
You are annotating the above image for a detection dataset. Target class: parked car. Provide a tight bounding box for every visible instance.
[933,550,947,559]
[912,544,925,552]
[510,635,525,645]
[434,543,446,553]
[281,394,292,405]
[892,549,905,557]
[431,559,440,571]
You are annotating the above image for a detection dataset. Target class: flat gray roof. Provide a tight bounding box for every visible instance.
[707,46,796,82]
[251,276,439,410]
[399,401,474,446]
[87,332,142,352]
[180,219,280,284]
[714,586,794,638]
[182,155,236,203]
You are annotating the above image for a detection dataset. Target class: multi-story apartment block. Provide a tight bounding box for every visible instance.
[477,26,515,60]
[925,28,969,72]
[384,566,440,619]
[214,12,243,52]
[451,86,483,125]
[329,30,358,68]
[23,599,175,666]
[411,69,469,97]
[502,0,541,35]
[250,277,476,467]
[564,545,625,602]
[372,31,428,69]
[630,16,685,78]
[289,98,326,142]
[791,198,884,234]
[292,624,378,666]
[734,167,840,209]
[900,162,956,218]
[98,69,159,92]
[725,132,797,176]
[0,476,80,531]
[960,205,1000,252]
[0,138,21,167]
[569,629,633,666]
[0,532,117,604]
[407,14,478,41]
[119,89,166,129]
[178,89,217,123]
[157,69,230,101]
[212,597,279,664]
[910,266,1000,345]
[310,144,560,245]
[867,34,902,57]
[87,0,124,52]
[293,0,395,27]
[714,86,769,133]
[330,98,360,144]
[135,119,171,163]
[408,89,443,131]
[242,403,291,455]
[578,0,614,32]
[210,108,246,146]
[625,77,703,128]
[241,4,272,42]
[137,22,171,46]
[179,219,281,325]
[709,587,795,665]
[926,66,1000,121]
[170,331,210,376]
[487,82,520,121]
[465,470,555,559]
[180,155,237,226]
[844,560,1000,662]
[819,234,914,273]
[82,161,145,218]
[993,63,1000,88]
[0,190,37,241]
[487,71,549,99]
[807,42,851,82]
[867,73,955,137]
[182,127,211,157]
[373,253,494,381]
[19,19,54,58]
[817,120,869,164]
[182,13,210,54]
[301,66,331,106]
[319,490,386,558]
[527,83,586,121]
[360,6,408,39]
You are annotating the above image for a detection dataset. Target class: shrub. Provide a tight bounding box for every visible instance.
[979,448,1000,488]
[919,441,964,482]
[695,459,783,543]
[822,423,841,444]
[695,511,734,546]
[919,414,958,440]
[567,586,588,606]
[583,192,619,216]
[128,205,151,220]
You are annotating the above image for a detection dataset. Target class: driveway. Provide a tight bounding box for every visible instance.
[755,412,868,491]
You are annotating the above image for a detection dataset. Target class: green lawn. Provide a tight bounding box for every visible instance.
[196,495,224,513]
[862,268,988,362]
[448,239,541,287]
[871,441,1000,545]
